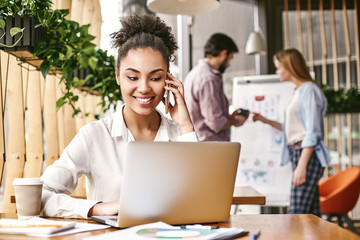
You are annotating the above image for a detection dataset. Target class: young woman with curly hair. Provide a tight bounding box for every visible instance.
[40,14,196,218]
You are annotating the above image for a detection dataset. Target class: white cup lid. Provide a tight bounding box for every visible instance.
[13,178,43,185]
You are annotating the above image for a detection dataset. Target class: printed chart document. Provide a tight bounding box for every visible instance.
[83,221,247,240]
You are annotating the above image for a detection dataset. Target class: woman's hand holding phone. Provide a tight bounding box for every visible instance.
[163,73,194,134]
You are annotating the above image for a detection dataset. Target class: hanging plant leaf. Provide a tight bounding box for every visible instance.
[62,65,74,81]
[33,41,49,56]
[0,26,24,48]
[56,96,67,109]
[40,60,50,79]
[0,19,5,29]
[65,45,73,59]
[9,27,22,37]
[89,56,97,70]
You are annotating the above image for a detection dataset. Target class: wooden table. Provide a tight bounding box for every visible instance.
[232,186,266,205]
[0,213,358,239]
[213,214,360,239]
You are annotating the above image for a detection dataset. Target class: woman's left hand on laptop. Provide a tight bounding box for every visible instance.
[88,200,119,216]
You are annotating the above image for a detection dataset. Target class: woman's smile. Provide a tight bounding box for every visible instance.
[134,96,155,104]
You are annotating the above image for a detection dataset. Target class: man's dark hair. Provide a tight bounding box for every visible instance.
[204,33,238,57]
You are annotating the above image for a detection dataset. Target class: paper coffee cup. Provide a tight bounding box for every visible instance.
[13,178,43,219]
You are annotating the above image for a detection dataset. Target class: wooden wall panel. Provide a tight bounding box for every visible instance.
[355,0,360,86]
[43,75,60,169]
[296,0,304,53]
[56,78,66,153]
[330,0,342,171]
[71,0,84,24]
[2,55,26,213]
[307,0,314,71]
[57,0,72,9]
[82,0,94,26]
[0,52,8,109]
[283,0,290,49]
[91,0,102,46]
[342,0,353,167]
[0,52,5,185]
[21,64,28,112]
[319,0,328,85]
[63,104,77,147]
[23,68,44,178]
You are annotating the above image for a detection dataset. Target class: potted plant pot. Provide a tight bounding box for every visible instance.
[0,15,47,68]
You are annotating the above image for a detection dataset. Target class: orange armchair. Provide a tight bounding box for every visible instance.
[318,166,360,234]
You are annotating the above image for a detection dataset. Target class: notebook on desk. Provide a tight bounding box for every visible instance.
[91,141,241,228]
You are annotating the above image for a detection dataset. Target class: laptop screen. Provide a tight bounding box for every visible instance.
[116,141,241,228]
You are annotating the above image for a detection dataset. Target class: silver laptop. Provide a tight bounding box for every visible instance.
[92,141,240,228]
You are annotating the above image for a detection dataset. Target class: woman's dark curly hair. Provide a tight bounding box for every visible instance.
[110,14,178,69]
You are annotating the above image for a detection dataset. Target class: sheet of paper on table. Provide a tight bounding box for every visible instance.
[0,217,110,237]
[29,217,111,237]
[83,221,246,240]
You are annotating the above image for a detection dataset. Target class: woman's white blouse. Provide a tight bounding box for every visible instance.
[285,88,306,145]
[41,108,197,218]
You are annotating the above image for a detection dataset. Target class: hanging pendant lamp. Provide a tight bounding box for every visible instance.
[146,0,220,15]
[245,31,266,55]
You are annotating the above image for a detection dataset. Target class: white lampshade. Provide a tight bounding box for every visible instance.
[245,31,266,55]
[146,0,220,15]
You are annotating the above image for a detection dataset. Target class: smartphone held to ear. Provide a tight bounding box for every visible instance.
[164,88,170,114]
[237,108,249,117]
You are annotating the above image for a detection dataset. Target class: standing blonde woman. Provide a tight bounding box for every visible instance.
[253,48,330,216]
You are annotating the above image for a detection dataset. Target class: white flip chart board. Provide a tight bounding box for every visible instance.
[231,74,296,204]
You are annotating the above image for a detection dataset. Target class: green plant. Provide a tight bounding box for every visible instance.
[0,0,50,18]
[87,49,121,114]
[0,0,122,116]
[321,84,360,113]
[56,49,120,118]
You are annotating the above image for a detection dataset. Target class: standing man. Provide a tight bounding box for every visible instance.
[184,33,247,141]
